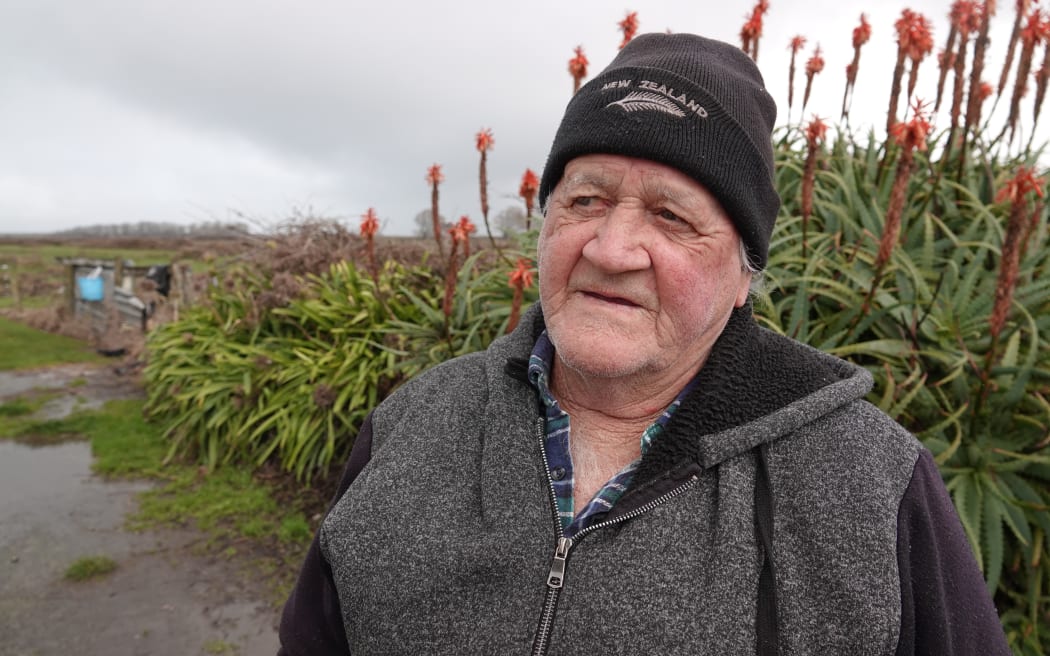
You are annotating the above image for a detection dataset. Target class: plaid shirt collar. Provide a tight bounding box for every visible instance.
[527,330,693,538]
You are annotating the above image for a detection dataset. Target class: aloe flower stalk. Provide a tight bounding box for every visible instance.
[740,1,770,61]
[568,46,589,94]
[963,1,996,138]
[989,166,1045,364]
[618,11,639,49]
[877,100,933,274]
[506,258,535,334]
[360,207,380,278]
[519,169,540,231]
[948,2,982,138]
[787,36,807,120]
[802,46,824,112]
[906,14,936,101]
[842,15,871,120]
[475,128,497,250]
[1032,38,1050,133]
[1020,198,1046,263]
[1005,9,1049,144]
[425,164,445,258]
[443,222,467,319]
[889,10,934,132]
[935,23,960,111]
[998,0,1032,99]
[801,117,828,257]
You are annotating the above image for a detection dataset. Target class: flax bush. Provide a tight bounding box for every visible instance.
[144,228,538,481]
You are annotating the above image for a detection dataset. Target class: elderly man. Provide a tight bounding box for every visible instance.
[278,33,1009,655]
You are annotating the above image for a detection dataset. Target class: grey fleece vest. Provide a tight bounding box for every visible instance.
[321,305,922,655]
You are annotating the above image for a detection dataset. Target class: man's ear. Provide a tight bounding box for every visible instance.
[734,272,752,308]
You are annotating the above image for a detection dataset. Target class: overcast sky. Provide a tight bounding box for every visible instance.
[1,0,1045,236]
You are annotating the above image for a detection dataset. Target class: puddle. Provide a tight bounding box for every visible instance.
[0,440,99,517]
[0,365,279,655]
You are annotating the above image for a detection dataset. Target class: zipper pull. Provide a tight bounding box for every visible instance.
[546,537,573,589]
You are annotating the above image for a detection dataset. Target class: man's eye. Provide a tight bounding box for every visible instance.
[573,196,597,207]
[658,209,684,223]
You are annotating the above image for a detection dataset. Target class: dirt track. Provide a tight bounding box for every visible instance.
[0,363,279,656]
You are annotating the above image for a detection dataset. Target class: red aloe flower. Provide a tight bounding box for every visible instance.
[618,11,639,49]
[519,168,540,231]
[360,207,380,277]
[568,45,589,94]
[359,207,379,238]
[453,215,477,259]
[890,99,934,151]
[996,165,1045,204]
[506,258,535,334]
[989,166,1045,356]
[425,163,445,257]
[842,14,872,119]
[802,45,824,112]
[475,128,495,153]
[740,1,770,61]
[952,1,984,36]
[801,117,828,256]
[787,35,807,118]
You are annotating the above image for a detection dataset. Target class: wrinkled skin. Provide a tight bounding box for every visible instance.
[539,154,752,409]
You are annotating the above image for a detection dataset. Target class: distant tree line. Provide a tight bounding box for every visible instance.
[52,221,251,238]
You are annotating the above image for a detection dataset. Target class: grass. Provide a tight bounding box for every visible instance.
[202,639,238,654]
[65,555,117,581]
[0,390,67,439]
[0,316,103,370]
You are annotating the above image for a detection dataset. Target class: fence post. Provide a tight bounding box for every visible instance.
[66,263,76,315]
[10,261,22,311]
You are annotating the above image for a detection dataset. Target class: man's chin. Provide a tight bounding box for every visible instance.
[553,343,652,381]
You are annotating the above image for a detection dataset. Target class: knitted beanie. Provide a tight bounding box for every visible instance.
[538,32,780,269]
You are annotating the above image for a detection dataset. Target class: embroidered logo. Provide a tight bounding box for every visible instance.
[601,80,709,118]
[607,91,687,118]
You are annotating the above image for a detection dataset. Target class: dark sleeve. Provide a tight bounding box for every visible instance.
[277,414,375,656]
[895,449,1011,656]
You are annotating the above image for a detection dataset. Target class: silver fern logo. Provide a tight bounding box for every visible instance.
[607,92,687,118]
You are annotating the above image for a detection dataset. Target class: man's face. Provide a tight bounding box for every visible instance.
[538,154,752,385]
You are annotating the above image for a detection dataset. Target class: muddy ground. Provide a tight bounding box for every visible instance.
[0,362,280,656]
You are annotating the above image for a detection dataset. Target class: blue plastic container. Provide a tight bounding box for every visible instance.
[77,276,104,301]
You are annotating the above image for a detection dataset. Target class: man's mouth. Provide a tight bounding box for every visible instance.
[583,291,639,307]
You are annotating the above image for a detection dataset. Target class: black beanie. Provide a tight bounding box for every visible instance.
[539,32,780,269]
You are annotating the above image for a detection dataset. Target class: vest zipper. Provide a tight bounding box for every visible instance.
[530,414,700,655]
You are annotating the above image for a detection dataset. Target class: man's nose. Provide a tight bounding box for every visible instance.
[580,203,652,272]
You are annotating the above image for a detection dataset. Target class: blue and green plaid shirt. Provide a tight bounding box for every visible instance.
[527,330,693,539]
